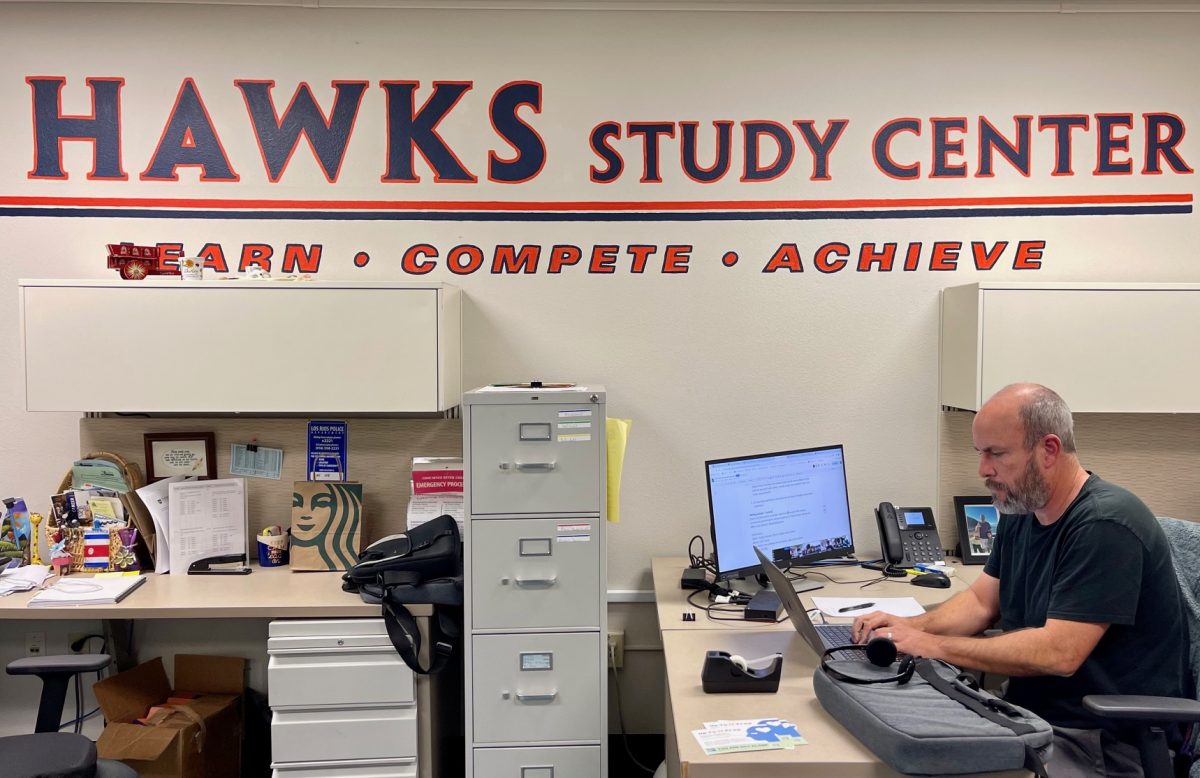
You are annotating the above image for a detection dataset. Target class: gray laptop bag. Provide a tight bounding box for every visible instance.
[814,657,1053,776]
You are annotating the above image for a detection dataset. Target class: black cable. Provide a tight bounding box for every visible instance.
[687,534,717,576]
[608,643,657,774]
[800,569,884,586]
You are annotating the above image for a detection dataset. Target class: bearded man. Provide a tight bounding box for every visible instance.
[852,383,1190,777]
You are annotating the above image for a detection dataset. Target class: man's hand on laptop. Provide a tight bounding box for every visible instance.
[852,612,941,659]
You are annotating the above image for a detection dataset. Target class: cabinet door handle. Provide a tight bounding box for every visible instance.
[499,461,557,472]
[516,690,558,703]
[514,576,558,587]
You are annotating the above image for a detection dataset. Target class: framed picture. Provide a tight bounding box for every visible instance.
[953,496,1000,565]
[144,432,217,481]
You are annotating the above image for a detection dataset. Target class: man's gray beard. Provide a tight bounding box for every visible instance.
[990,456,1051,514]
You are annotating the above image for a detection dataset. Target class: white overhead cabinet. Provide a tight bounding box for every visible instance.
[940,283,1200,413]
[19,279,461,413]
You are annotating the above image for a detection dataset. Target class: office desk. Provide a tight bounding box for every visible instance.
[0,565,430,620]
[1,567,441,778]
[652,557,1020,778]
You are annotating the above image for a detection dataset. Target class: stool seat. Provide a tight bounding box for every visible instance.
[8,655,112,676]
[7,654,112,734]
[0,732,96,778]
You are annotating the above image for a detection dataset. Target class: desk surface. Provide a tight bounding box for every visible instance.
[0,565,430,620]
[652,556,983,632]
[663,629,1024,778]
[653,557,1019,778]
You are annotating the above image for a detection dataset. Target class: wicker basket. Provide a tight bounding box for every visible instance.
[51,451,145,573]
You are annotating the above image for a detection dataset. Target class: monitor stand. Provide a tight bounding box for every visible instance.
[729,574,823,596]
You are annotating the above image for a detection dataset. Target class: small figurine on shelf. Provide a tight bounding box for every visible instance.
[106,243,181,281]
[29,512,43,565]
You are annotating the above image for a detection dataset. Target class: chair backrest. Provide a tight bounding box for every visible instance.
[1157,517,1200,773]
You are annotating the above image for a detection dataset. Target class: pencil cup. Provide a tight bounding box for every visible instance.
[257,533,289,567]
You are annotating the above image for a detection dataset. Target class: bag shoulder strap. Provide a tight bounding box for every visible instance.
[381,598,459,675]
[914,661,1049,777]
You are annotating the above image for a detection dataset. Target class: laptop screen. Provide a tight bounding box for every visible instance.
[706,444,855,581]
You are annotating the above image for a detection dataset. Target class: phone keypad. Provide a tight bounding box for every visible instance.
[903,536,945,564]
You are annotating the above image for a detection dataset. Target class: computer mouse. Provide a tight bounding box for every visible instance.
[912,573,951,589]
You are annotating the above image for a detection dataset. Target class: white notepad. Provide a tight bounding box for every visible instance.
[26,575,146,607]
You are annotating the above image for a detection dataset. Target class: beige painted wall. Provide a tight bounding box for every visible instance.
[3,2,1199,744]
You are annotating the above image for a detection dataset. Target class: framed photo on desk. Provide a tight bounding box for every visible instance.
[144,432,217,481]
[953,496,999,564]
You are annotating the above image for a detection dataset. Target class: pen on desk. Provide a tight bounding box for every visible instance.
[837,602,875,613]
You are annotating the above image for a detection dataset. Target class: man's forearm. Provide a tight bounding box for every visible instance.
[932,628,1070,677]
[910,589,996,637]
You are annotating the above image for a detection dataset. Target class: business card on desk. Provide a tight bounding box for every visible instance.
[693,718,807,755]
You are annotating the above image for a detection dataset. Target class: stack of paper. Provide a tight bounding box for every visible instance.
[135,476,190,574]
[0,564,51,597]
[27,575,146,607]
[407,457,463,533]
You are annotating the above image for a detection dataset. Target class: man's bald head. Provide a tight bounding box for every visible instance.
[981,383,1077,454]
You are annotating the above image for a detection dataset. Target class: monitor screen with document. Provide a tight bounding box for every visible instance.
[706,444,855,581]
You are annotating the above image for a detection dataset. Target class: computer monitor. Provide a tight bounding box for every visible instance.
[705,444,855,581]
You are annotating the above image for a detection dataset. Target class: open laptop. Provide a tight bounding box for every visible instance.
[754,546,866,659]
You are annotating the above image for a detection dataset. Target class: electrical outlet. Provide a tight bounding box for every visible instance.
[26,631,46,658]
[607,630,624,669]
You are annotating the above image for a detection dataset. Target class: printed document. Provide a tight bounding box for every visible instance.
[168,478,248,574]
[135,475,190,574]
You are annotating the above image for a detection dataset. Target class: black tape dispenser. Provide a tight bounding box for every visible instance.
[701,650,783,693]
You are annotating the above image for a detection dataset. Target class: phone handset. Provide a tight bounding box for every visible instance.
[876,502,909,566]
[875,502,946,568]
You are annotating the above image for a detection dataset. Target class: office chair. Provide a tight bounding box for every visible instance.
[1083,517,1200,778]
[0,653,137,778]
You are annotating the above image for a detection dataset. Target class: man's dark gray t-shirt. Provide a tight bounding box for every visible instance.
[983,473,1190,733]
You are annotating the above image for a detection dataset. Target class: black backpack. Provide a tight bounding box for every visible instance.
[342,514,463,675]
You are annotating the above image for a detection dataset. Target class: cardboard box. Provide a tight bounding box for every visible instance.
[94,654,245,778]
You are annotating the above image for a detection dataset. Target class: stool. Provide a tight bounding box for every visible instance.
[7,654,112,733]
[2,654,136,778]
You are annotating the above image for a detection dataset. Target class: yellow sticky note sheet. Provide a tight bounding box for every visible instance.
[606,418,632,522]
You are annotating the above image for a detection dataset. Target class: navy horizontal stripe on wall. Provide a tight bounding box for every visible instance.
[0,204,1190,221]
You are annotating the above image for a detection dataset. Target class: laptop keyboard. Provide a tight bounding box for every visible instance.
[816,624,868,660]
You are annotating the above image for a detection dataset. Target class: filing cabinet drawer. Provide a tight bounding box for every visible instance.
[471,518,600,630]
[272,705,417,763]
[472,632,602,743]
[272,758,417,778]
[268,642,414,708]
[470,403,600,515]
[473,745,602,777]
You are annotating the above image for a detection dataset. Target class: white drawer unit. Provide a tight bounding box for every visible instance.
[463,386,607,777]
[471,518,601,630]
[272,757,418,778]
[269,619,423,776]
[267,639,414,708]
[473,745,603,777]
[469,401,602,515]
[18,279,462,413]
[471,632,603,743]
[272,705,417,763]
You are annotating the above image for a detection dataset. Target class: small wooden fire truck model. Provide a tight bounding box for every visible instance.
[106,243,181,280]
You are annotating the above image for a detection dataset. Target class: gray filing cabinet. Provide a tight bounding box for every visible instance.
[463,386,608,777]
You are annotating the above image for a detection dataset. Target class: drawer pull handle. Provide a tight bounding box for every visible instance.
[499,461,557,472]
[516,690,558,703]
[514,576,557,587]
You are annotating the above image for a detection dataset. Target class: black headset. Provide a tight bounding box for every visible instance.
[819,636,918,685]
